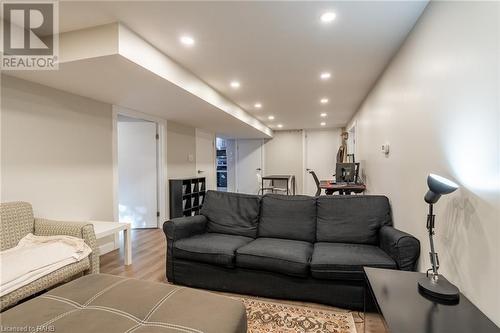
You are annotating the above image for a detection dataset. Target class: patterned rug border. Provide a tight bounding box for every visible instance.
[233,296,357,333]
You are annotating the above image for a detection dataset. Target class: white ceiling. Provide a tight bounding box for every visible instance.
[55,1,428,130]
[7,54,273,138]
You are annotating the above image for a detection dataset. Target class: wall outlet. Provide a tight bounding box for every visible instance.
[187,153,194,162]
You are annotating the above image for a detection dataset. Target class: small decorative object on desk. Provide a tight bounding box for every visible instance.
[418,173,460,303]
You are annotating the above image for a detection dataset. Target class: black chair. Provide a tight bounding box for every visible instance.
[354,162,360,184]
[309,170,321,196]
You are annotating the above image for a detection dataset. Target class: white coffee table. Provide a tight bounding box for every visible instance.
[89,221,132,265]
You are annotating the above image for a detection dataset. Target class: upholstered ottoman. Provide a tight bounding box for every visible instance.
[0,274,247,333]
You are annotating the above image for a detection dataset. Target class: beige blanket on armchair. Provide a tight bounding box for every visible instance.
[0,233,92,296]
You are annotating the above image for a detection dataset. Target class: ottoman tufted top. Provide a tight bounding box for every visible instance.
[0,274,247,333]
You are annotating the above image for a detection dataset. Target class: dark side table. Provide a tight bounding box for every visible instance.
[364,267,499,333]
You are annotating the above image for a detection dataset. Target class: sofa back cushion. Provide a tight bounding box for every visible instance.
[316,196,392,245]
[258,194,316,243]
[0,201,35,251]
[201,191,261,238]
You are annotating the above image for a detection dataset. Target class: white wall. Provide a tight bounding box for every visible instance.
[1,75,114,221]
[264,130,304,194]
[349,1,500,325]
[195,128,216,191]
[166,121,197,179]
[263,129,343,195]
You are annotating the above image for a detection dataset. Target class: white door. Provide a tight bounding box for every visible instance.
[118,119,158,228]
[304,129,341,196]
[236,139,263,194]
[196,129,216,190]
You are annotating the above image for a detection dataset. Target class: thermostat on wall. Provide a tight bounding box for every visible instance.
[381,143,390,155]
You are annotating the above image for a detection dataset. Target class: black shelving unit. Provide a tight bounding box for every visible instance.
[169,177,206,218]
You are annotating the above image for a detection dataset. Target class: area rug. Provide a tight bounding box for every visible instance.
[237,297,357,333]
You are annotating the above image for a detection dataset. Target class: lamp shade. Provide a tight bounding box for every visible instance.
[424,174,459,204]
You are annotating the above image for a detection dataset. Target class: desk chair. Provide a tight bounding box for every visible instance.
[309,170,322,196]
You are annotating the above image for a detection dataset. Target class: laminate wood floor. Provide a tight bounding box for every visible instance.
[100,228,387,333]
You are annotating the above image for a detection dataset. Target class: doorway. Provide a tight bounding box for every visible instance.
[304,129,341,196]
[215,137,237,192]
[236,139,264,194]
[117,115,159,228]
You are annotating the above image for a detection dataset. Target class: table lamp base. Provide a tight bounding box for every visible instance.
[418,275,460,304]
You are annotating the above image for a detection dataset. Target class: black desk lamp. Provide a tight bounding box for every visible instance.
[418,173,460,303]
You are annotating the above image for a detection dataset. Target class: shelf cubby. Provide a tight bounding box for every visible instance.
[169,177,207,218]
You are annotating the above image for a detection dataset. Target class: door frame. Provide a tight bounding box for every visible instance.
[346,120,357,158]
[112,105,166,228]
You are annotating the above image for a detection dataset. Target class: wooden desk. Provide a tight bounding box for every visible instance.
[320,180,366,195]
[262,175,296,195]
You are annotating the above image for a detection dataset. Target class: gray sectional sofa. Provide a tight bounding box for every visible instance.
[163,191,420,309]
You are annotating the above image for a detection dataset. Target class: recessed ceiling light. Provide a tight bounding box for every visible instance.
[179,35,195,46]
[277,124,283,128]
[320,98,329,104]
[230,81,240,89]
[320,72,331,80]
[268,115,275,120]
[320,12,337,24]
[320,122,326,126]
[254,103,262,109]
[320,113,327,117]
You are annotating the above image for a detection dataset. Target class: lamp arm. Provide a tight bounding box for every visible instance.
[427,204,440,281]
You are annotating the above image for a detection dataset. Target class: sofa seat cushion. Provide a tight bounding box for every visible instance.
[174,233,253,268]
[311,243,396,280]
[236,238,313,277]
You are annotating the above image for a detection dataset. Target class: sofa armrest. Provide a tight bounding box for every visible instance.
[379,225,420,271]
[163,215,207,241]
[34,218,100,274]
[163,215,207,283]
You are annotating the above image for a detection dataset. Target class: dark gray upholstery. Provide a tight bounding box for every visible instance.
[164,215,207,240]
[201,191,261,238]
[311,242,396,280]
[379,225,420,271]
[164,192,420,310]
[236,238,313,277]
[173,259,370,310]
[258,194,316,242]
[163,215,208,281]
[174,233,253,268]
[316,196,392,244]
